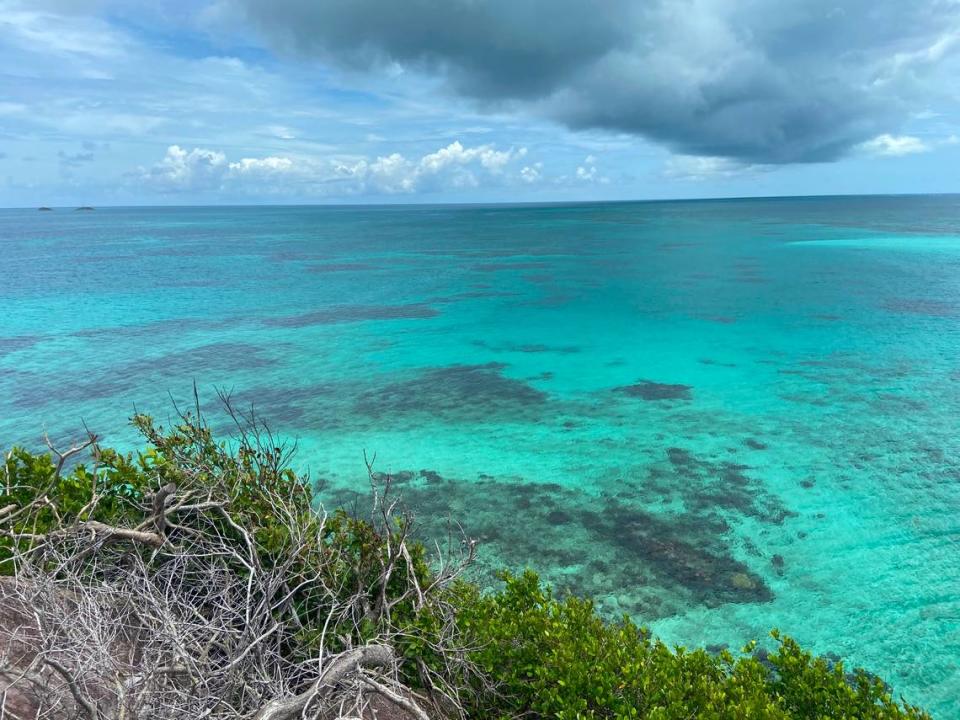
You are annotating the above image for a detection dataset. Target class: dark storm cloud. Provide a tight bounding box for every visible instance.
[235,0,632,99]
[231,0,960,163]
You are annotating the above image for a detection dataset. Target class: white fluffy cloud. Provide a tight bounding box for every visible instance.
[663,155,759,182]
[139,141,530,197]
[574,155,608,184]
[229,156,296,175]
[141,146,228,190]
[520,162,543,184]
[349,141,525,192]
[858,134,931,157]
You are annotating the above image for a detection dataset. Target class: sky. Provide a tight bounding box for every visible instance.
[1,0,959,207]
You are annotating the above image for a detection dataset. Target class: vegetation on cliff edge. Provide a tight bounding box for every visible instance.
[0,399,930,719]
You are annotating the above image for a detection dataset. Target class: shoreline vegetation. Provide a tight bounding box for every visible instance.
[0,397,930,719]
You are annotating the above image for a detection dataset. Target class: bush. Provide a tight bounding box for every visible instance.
[0,404,471,719]
[456,571,929,720]
[0,408,932,720]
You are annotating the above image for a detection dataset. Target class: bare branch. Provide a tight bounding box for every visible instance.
[251,645,394,720]
[42,657,99,720]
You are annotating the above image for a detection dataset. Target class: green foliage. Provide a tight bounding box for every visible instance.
[1,445,149,566]
[456,571,929,720]
[1,412,447,681]
[0,419,932,720]
[131,411,443,669]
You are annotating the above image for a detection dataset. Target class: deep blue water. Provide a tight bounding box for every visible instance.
[2,196,960,715]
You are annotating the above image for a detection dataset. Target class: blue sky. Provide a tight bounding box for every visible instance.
[1,0,959,206]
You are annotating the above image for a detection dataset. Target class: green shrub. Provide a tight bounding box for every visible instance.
[0,416,932,720]
[1,445,149,566]
[456,571,929,720]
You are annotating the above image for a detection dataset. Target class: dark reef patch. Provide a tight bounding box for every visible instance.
[698,358,737,368]
[419,469,443,484]
[522,273,556,285]
[427,289,521,305]
[667,447,696,468]
[578,502,773,606]
[73,253,140,264]
[695,315,737,325]
[267,250,328,263]
[872,393,926,413]
[264,304,439,328]
[0,336,42,357]
[324,441,792,617]
[744,438,768,450]
[546,509,572,525]
[72,317,237,340]
[307,263,378,273]
[520,293,577,308]
[325,469,775,617]
[473,339,580,355]
[151,342,277,374]
[658,242,702,251]
[353,363,547,422]
[158,278,224,289]
[882,298,956,317]
[651,447,794,526]
[15,342,279,408]
[222,382,339,427]
[473,262,549,272]
[615,380,693,401]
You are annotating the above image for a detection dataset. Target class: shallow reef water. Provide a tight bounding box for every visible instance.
[2,196,960,715]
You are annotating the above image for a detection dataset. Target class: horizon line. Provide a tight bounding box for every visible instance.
[4,190,959,212]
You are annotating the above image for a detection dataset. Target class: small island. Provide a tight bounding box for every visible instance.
[37,206,52,211]
[75,206,95,211]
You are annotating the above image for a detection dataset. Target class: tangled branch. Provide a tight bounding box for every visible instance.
[0,396,480,720]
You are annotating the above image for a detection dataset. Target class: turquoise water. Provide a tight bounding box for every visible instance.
[2,196,960,715]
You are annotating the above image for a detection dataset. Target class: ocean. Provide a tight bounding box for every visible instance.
[1,196,959,715]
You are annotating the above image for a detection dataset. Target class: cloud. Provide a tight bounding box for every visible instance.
[261,125,297,140]
[663,155,759,182]
[520,162,543,184]
[858,134,930,157]
[229,156,296,175]
[229,0,625,99]
[338,141,528,193]
[58,150,95,167]
[1,5,131,61]
[140,145,230,191]
[139,141,530,196]
[229,0,960,165]
[574,154,609,183]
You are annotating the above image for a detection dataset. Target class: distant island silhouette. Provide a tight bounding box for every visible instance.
[37,207,52,211]
[75,206,95,211]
